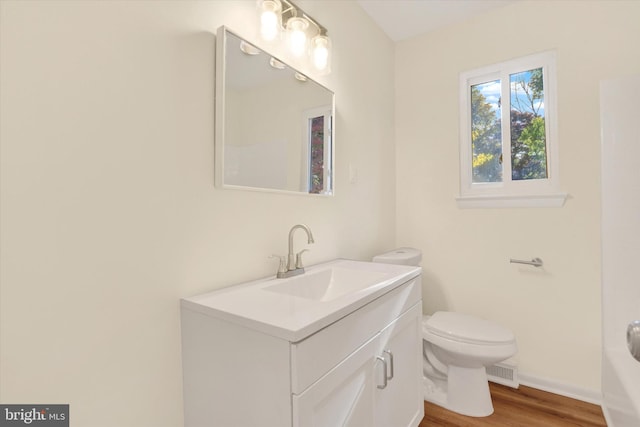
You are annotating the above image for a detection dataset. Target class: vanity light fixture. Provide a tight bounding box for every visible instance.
[310,34,331,71]
[258,0,281,41]
[286,16,308,57]
[257,0,332,74]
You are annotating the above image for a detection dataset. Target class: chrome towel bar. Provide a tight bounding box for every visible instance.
[510,257,543,267]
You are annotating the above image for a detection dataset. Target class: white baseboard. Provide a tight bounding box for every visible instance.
[518,372,602,406]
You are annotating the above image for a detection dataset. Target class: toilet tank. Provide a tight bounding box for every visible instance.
[372,247,422,266]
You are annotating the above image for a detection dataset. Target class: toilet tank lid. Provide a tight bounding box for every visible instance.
[425,311,515,344]
[372,247,422,266]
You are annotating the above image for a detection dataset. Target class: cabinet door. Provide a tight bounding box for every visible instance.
[374,304,424,427]
[293,335,378,427]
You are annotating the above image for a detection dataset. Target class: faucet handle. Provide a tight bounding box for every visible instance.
[295,249,310,269]
[270,255,288,274]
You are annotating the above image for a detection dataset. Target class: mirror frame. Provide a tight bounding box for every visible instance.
[215,26,335,196]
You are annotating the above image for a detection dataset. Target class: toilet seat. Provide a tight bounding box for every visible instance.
[424,311,515,345]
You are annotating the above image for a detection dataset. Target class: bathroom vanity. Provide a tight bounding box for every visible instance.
[180,259,423,427]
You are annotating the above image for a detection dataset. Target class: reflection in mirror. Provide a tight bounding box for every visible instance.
[215,27,335,195]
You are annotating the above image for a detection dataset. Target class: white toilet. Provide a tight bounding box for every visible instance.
[373,248,518,417]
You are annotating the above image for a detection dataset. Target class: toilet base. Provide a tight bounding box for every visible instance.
[423,366,494,417]
[422,376,447,407]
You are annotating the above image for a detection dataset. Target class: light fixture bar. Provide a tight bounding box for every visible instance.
[257,0,331,74]
[279,0,328,36]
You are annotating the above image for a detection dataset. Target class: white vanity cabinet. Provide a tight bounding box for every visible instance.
[293,304,423,427]
[181,260,423,427]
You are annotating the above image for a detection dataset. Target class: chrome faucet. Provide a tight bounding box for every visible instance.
[274,224,314,278]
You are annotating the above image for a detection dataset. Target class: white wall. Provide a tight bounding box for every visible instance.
[396,0,640,395]
[0,1,395,426]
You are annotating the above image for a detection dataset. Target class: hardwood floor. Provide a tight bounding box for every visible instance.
[419,383,607,426]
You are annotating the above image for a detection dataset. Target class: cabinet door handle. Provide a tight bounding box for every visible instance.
[376,356,388,389]
[383,349,394,380]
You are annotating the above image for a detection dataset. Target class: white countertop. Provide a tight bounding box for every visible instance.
[181,259,421,342]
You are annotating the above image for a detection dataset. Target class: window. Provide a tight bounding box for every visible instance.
[302,106,332,194]
[457,51,566,208]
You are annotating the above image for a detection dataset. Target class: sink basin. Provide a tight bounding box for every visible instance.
[264,266,391,302]
[181,259,421,341]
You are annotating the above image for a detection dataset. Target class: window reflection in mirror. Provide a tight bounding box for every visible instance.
[215,27,335,195]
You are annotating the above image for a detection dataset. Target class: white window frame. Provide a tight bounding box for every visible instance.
[456,51,567,208]
[301,106,333,194]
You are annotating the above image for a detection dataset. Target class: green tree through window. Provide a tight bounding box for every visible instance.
[471,82,502,183]
[470,68,548,183]
[510,68,548,180]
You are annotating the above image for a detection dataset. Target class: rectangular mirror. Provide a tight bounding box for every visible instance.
[215,27,335,195]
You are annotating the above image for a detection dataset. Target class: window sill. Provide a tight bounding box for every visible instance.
[456,192,568,209]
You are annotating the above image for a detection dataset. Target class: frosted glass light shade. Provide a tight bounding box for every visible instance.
[258,0,281,41]
[286,17,309,57]
[311,35,331,73]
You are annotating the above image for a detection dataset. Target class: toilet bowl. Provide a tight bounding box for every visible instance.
[373,248,518,417]
[422,311,517,416]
